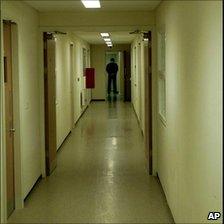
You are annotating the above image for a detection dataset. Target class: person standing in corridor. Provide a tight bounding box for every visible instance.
[106,58,119,95]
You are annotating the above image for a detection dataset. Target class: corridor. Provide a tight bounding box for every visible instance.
[1,1,222,223]
[8,102,173,223]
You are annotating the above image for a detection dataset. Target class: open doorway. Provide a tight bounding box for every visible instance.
[105,51,122,100]
[105,50,131,102]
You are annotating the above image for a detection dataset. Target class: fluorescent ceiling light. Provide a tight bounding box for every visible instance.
[81,0,101,8]
[104,38,111,42]
[101,33,109,37]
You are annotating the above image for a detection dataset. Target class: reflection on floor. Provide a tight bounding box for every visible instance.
[9,102,174,223]
[107,93,119,102]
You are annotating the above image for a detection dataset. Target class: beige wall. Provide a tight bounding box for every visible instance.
[39,11,155,31]
[90,44,130,100]
[55,35,72,148]
[131,35,147,133]
[131,37,142,124]
[55,33,91,149]
[72,35,91,121]
[156,1,222,223]
[2,1,41,203]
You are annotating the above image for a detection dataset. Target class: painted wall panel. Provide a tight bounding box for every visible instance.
[131,36,147,133]
[55,33,91,149]
[55,35,72,149]
[156,1,222,223]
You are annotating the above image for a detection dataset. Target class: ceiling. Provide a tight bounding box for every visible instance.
[24,0,161,12]
[73,31,137,44]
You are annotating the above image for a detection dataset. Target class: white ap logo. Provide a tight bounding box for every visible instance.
[207,212,221,220]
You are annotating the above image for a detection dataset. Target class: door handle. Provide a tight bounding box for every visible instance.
[10,128,15,132]
[4,56,7,83]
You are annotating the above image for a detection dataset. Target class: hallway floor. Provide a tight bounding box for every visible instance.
[9,102,173,223]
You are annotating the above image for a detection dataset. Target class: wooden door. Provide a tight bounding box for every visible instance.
[3,21,15,217]
[124,51,131,101]
[146,31,153,174]
[70,43,75,128]
[43,32,57,175]
[137,44,142,122]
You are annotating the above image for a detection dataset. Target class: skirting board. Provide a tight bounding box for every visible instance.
[91,99,106,101]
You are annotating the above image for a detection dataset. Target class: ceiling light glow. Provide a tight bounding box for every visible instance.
[101,33,113,47]
[81,0,101,8]
[101,33,110,37]
[104,38,111,42]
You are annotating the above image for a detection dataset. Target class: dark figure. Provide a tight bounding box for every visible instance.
[106,58,119,95]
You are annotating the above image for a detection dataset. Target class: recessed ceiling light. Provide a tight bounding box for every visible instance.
[104,38,111,42]
[101,33,109,37]
[81,0,101,8]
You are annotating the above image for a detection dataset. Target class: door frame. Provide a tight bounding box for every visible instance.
[123,50,131,102]
[1,20,23,222]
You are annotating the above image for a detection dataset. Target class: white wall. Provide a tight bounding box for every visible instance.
[156,1,222,223]
[1,1,41,203]
[55,35,72,148]
[55,33,91,149]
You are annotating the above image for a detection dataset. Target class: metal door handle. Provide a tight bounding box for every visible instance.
[10,128,15,132]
